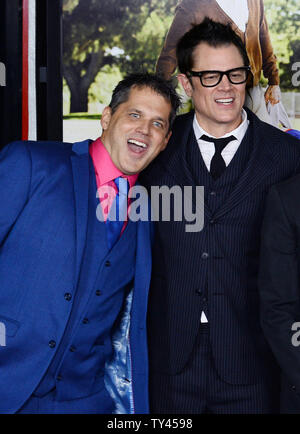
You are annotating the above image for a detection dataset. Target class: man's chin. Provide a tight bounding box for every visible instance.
[216,113,242,128]
[121,165,143,176]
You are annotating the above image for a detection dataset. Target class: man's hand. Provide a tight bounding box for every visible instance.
[264,85,280,105]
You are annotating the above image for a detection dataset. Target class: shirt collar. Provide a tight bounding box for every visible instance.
[89,137,138,189]
[193,108,249,145]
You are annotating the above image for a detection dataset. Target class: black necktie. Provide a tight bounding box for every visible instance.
[201,134,236,180]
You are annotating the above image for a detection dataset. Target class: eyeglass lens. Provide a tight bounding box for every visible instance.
[201,68,247,86]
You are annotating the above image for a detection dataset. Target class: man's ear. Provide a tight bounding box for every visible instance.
[177,74,193,98]
[101,106,112,131]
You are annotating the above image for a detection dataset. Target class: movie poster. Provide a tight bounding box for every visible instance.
[62,0,300,142]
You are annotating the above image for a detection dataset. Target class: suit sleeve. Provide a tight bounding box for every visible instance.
[0,142,32,245]
[156,0,200,80]
[259,185,300,391]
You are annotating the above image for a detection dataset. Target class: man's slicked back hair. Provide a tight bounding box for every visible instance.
[109,73,181,132]
[176,17,250,75]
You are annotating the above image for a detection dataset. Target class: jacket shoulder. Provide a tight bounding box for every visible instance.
[248,109,300,157]
[272,173,300,198]
[25,140,75,158]
[1,140,84,182]
[268,125,300,161]
[3,139,75,159]
[171,111,194,132]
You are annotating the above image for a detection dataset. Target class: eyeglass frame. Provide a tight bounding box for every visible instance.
[186,66,251,87]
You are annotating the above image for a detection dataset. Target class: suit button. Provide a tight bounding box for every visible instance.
[69,346,76,352]
[292,385,297,391]
[203,297,207,302]
[82,318,89,324]
[201,252,209,259]
[57,375,62,381]
[210,191,216,196]
[105,261,111,267]
[64,293,72,301]
[48,340,56,348]
[96,290,102,296]
[209,219,215,225]
[196,289,202,295]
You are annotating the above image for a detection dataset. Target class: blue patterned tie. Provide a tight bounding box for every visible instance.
[106,176,129,249]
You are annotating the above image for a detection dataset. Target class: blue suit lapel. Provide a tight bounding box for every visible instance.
[71,139,91,283]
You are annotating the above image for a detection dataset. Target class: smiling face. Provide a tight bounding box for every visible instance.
[100,86,172,175]
[178,42,246,137]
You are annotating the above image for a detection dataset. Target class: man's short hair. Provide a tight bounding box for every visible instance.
[109,73,181,133]
[176,17,250,75]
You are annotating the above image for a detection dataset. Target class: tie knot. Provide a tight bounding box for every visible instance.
[114,176,129,197]
[201,134,236,152]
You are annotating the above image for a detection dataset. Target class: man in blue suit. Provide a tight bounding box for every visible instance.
[0,73,180,414]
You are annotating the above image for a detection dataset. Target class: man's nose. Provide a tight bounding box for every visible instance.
[136,119,150,135]
[217,73,233,90]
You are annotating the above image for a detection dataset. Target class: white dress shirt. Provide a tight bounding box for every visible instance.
[193,109,249,322]
[216,0,249,33]
[193,109,249,171]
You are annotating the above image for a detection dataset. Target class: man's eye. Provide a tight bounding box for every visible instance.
[153,121,163,128]
[231,73,242,78]
[130,113,139,118]
[204,73,218,80]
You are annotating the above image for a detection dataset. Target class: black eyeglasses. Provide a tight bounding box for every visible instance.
[187,66,251,87]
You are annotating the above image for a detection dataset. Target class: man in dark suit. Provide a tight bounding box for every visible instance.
[259,173,300,413]
[140,18,300,413]
[0,73,180,413]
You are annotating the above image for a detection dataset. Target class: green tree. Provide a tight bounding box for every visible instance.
[63,0,151,112]
[264,0,300,90]
[117,1,177,75]
[86,0,180,111]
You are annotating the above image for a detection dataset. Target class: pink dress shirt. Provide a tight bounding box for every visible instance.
[89,138,138,232]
